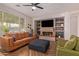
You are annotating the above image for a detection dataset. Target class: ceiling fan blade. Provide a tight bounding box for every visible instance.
[23,5,32,6]
[35,6,44,9]
[34,3,40,5]
[16,5,21,7]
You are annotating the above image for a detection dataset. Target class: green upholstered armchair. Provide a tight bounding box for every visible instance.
[56,39,79,56]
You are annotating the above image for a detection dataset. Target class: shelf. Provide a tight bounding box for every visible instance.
[55,17,64,38]
[55,30,64,32]
[56,21,64,24]
[55,26,64,27]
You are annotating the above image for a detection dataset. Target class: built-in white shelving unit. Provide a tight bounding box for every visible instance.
[35,17,64,41]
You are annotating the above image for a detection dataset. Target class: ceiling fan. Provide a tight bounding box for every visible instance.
[22,3,44,11]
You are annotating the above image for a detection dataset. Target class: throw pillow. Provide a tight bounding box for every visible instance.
[70,35,77,40]
[75,37,79,51]
[12,34,16,41]
[29,32,33,37]
[64,36,77,50]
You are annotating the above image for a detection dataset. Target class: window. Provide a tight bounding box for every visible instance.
[4,12,19,24]
[0,11,25,34]
[3,12,20,32]
[10,23,19,28]
[9,23,20,32]
[20,18,25,28]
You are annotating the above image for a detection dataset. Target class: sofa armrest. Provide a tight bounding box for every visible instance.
[0,36,14,47]
[56,47,79,56]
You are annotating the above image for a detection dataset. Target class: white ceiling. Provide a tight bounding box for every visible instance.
[3,3,79,19]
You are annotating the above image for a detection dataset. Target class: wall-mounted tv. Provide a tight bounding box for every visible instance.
[41,20,54,27]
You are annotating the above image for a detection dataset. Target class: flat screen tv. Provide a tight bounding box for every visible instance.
[41,20,54,27]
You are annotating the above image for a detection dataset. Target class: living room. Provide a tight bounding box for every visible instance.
[0,3,79,56]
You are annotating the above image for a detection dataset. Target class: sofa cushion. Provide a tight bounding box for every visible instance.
[13,32,19,40]
[24,32,29,37]
[5,32,14,37]
[75,37,79,51]
[64,36,77,50]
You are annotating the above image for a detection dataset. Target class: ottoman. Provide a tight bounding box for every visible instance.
[28,39,50,52]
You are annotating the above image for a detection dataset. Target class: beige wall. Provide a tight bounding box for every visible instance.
[64,13,70,40]
[25,17,33,32]
[70,15,78,36]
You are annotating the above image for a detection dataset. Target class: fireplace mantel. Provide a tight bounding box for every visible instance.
[40,27,55,36]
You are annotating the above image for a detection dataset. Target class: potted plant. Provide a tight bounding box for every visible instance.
[2,23,9,33]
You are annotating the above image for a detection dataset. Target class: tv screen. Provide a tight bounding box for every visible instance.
[42,20,54,27]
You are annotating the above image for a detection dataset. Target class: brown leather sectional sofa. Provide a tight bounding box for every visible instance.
[0,32,37,52]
